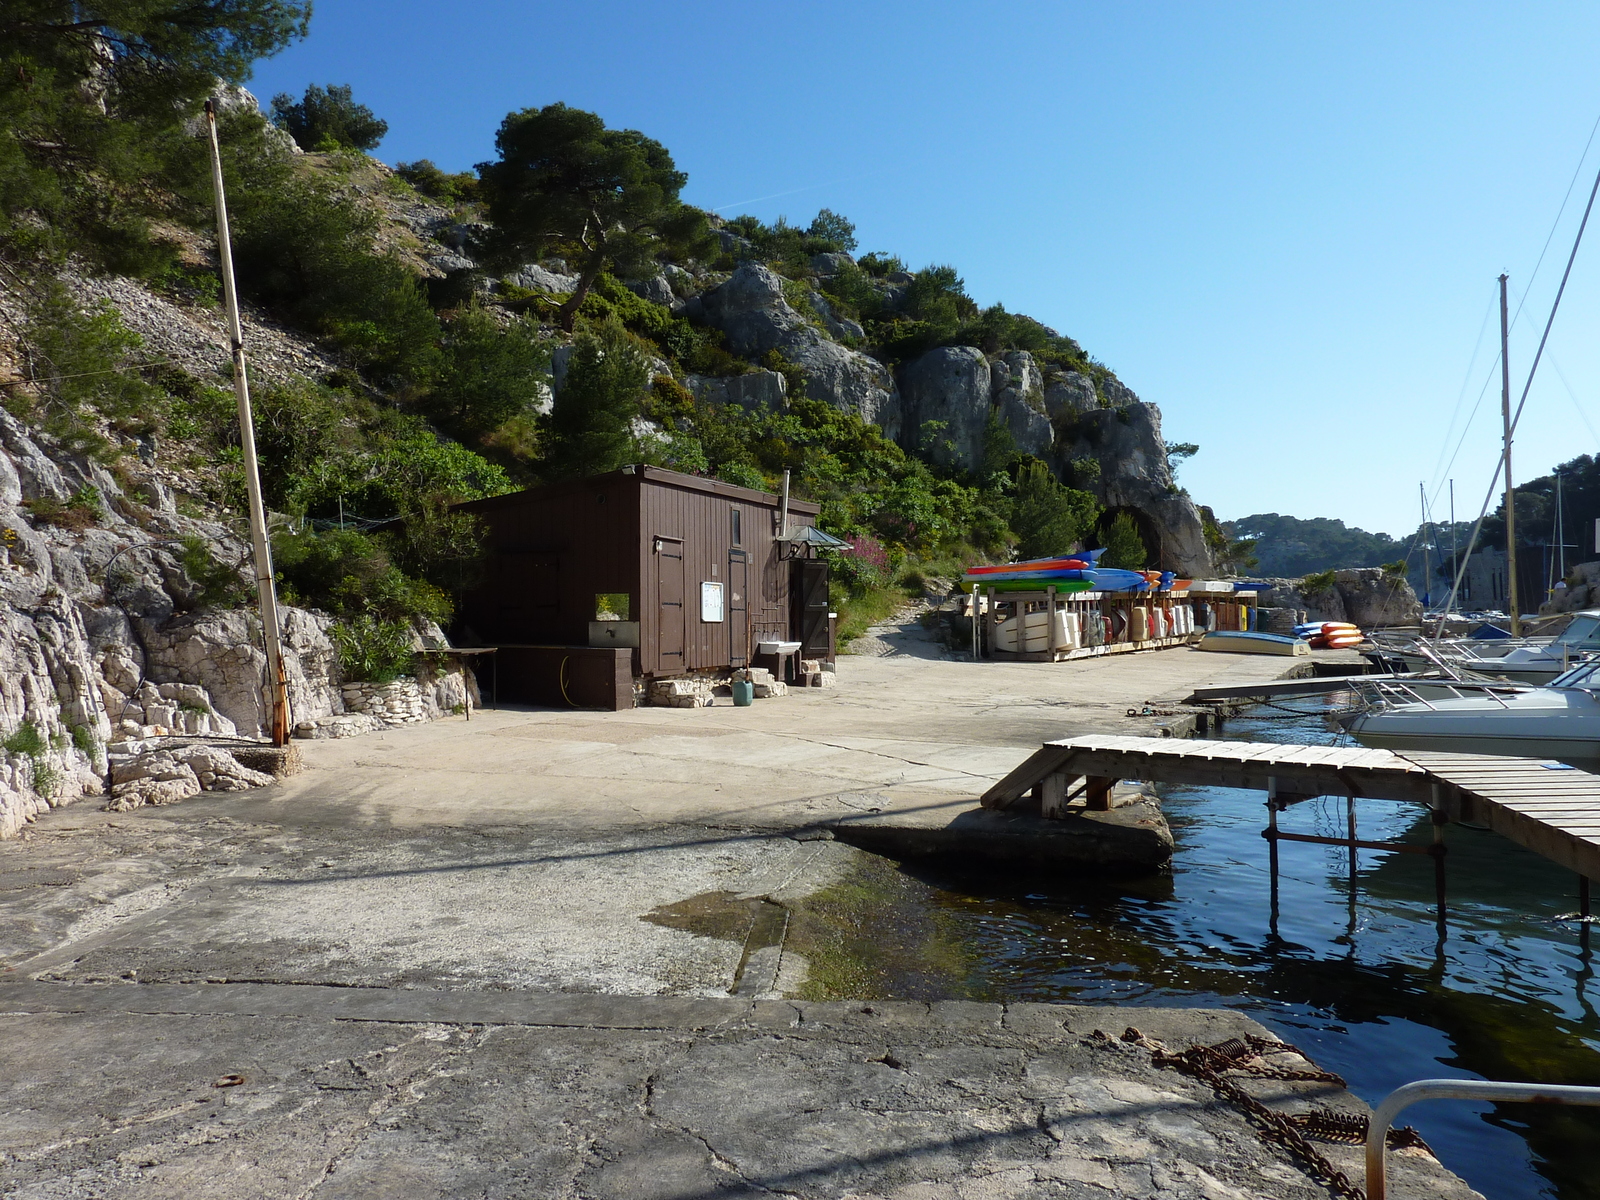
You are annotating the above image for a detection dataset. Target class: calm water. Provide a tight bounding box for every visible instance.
[902,701,1600,1200]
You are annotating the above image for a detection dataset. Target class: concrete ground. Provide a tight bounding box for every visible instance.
[1,622,1461,1198]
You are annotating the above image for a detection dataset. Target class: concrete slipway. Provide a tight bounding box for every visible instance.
[0,619,1476,1199]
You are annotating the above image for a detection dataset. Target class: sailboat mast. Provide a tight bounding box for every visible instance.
[1418,481,1431,612]
[1449,479,1457,606]
[1500,273,1520,636]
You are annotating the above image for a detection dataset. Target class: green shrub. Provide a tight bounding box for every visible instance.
[395,159,480,205]
[333,615,415,683]
[71,724,99,757]
[806,208,857,252]
[176,533,248,609]
[23,484,105,533]
[428,304,550,441]
[274,526,455,625]
[1099,512,1148,570]
[4,722,45,757]
[270,84,388,151]
[230,177,441,382]
[9,280,162,452]
[1301,570,1338,594]
[856,252,906,277]
[546,319,649,479]
[1011,463,1100,559]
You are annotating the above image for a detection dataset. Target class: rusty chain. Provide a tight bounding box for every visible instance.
[1116,1028,1432,1200]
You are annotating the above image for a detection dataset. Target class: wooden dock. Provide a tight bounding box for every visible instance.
[983,735,1600,882]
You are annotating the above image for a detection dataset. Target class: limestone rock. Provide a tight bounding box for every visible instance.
[105,743,275,811]
[900,346,991,471]
[510,264,578,294]
[685,371,788,411]
[1053,397,1213,577]
[626,276,675,307]
[1246,572,1423,628]
[806,290,865,342]
[698,264,898,431]
[1542,561,1600,614]
[809,252,854,276]
[1043,371,1099,419]
[1333,568,1423,627]
[140,607,341,739]
[992,352,1052,458]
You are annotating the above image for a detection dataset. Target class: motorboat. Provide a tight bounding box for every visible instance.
[1343,659,1600,770]
[1370,610,1600,684]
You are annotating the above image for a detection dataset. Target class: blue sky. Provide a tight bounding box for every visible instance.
[245,2,1600,539]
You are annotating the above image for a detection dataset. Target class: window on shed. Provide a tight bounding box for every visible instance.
[731,508,742,546]
[595,593,632,620]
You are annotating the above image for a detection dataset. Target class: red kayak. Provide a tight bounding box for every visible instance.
[966,557,1089,576]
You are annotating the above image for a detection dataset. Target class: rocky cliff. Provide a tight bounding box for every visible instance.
[1248,569,1423,631]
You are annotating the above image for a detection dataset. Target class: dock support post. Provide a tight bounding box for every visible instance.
[1430,784,1448,936]
[1266,776,1281,925]
[1346,794,1358,879]
[1039,772,1070,819]
[1582,875,1592,919]
[1084,777,1116,811]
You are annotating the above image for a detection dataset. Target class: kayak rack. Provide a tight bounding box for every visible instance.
[969,585,1257,663]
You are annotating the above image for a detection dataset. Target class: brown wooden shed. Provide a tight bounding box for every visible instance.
[452,466,826,706]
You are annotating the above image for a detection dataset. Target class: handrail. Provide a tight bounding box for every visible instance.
[1367,1078,1600,1200]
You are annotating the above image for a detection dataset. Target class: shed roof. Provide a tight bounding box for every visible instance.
[453,465,822,517]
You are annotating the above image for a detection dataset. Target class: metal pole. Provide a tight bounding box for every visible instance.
[1557,469,1566,586]
[1500,274,1521,637]
[1266,777,1280,926]
[1449,479,1458,606]
[1367,1079,1600,1200]
[778,468,790,539]
[1418,482,1431,610]
[203,99,291,746]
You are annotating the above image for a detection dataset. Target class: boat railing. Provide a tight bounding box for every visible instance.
[1357,677,1529,711]
[1368,1079,1600,1200]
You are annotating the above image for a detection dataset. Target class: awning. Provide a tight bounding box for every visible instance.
[778,526,850,549]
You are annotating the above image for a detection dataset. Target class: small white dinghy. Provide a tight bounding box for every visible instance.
[1196,631,1310,657]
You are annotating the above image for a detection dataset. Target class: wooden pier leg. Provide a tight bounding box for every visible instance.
[1431,790,1449,936]
[1265,777,1280,930]
[1346,794,1358,876]
[1582,874,1592,919]
[1039,772,1077,819]
[1084,777,1117,811]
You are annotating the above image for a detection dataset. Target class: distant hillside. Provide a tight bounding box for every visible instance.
[1225,513,1412,577]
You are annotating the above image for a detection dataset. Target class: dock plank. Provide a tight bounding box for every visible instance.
[992,735,1600,880]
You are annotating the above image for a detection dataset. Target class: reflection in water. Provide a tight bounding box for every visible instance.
[898,700,1600,1200]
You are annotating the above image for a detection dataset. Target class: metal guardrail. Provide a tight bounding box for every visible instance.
[1366,1078,1600,1200]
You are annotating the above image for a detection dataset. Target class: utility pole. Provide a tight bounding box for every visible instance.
[203,99,291,745]
[1500,273,1520,636]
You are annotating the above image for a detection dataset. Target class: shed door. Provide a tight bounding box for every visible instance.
[655,536,685,668]
[792,558,830,658]
[728,550,749,668]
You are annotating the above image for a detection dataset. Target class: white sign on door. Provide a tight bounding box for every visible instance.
[700,581,725,622]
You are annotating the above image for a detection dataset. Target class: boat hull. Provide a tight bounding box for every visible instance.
[1347,688,1600,771]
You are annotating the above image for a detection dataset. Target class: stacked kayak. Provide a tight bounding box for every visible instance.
[1293,621,1365,649]
[964,551,1161,594]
